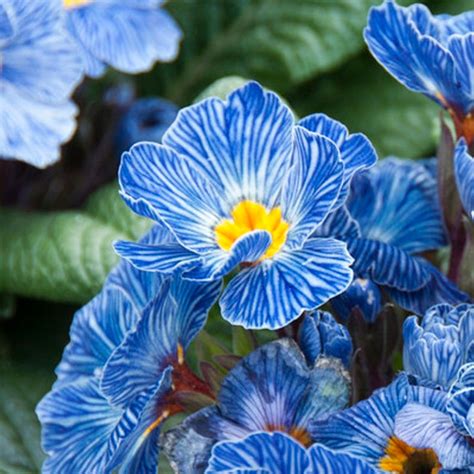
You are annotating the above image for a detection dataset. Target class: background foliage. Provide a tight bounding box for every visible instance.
[0,0,471,471]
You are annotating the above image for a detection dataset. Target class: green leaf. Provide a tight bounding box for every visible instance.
[0,366,51,473]
[194,76,250,102]
[155,0,391,104]
[0,210,129,304]
[232,326,256,357]
[84,182,152,240]
[290,55,438,158]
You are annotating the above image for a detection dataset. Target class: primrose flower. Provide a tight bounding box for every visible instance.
[328,158,469,317]
[206,431,377,474]
[365,1,474,144]
[63,0,182,77]
[315,374,474,472]
[163,339,351,472]
[454,139,474,220]
[116,82,377,329]
[447,363,474,438]
[0,0,83,167]
[297,311,353,368]
[403,303,474,390]
[37,226,221,473]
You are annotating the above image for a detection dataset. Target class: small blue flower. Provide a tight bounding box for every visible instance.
[163,339,351,472]
[326,158,469,317]
[454,139,474,220]
[315,374,474,471]
[115,97,179,156]
[116,82,378,329]
[447,363,474,438]
[365,1,474,142]
[64,0,182,77]
[298,311,353,368]
[206,431,377,474]
[403,303,474,390]
[37,226,221,473]
[0,0,83,167]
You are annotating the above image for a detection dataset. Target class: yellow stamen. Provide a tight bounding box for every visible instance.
[215,201,289,260]
[142,410,170,438]
[63,0,91,9]
[380,437,441,473]
[177,343,184,365]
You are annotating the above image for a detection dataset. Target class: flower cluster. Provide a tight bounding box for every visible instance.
[36,1,474,472]
[0,0,181,168]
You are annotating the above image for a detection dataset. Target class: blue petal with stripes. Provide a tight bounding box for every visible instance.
[206,432,377,474]
[447,363,474,437]
[0,0,83,167]
[299,113,377,209]
[365,1,473,115]
[454,139,474,220]
[297,311,353,367]
[101,277,221,406]
[118,81,359,329]
[403,304,474,390]
[65,0,182,77]
[313,374,451,469]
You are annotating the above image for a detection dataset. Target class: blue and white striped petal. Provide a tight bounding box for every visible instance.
[119,141,227,253]
[454,139,474,221]
[394,403,474,470]
[54,288,137,388]
[206,432,377,474]
[311,205,361,240]
[347,158,447,253]
[281,127,344,249]
[447,363,474,438]
[163,81,294,208]
[299,113,377,209]
[0,2,15,44]
[66,1,182,76]
[364,1,465,111]
[220,237,353,329]
[101,278,221,406]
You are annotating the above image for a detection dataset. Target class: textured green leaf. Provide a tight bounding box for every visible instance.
[0,210,129,304]
[232,326,256,357]
[290,55,438,158]
[84,182,152,240]
[154,0,394,104]
[0,366,50,474]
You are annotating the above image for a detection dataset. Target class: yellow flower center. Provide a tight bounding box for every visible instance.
[266,424,312,447]
[215,200,289,260]
[380,437,441,474]
[63,0,91,9]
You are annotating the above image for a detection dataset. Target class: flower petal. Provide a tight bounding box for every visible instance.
[281,127,344,249]
[163,81,294,208]
[454,139,474,221]
[220,238,353,330]
[119,142,226,253]
[447,363,474,437]
[394,403,474,470]
[312,206,361,240]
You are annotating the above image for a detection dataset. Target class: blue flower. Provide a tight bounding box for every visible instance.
[115,97,179,156]
[206,431,377,474]
[315,374,474,471]
[365,1,474,143]
[37,226,221,473]
[447,363,474,438]
[454,139,474,220]
[0,0,83,167]
[297,311,353,368]
[326,158,469,317]
[116,82,378,329]
[403,303,474,390]
[64,0,182,77]
[162,339,351,472]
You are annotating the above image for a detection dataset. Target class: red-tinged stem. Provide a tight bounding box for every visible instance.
[172,361,216,400]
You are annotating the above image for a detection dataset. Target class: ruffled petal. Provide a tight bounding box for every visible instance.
[394,403,474,470]
[281,127,343,249]
[101,278,220,406]
[163,81,294,208]
[447,363,474,437]
[311,206,361,240]
[454,139,474,220]
[298,113,377,208]
[220,238,353,330]
[66,3,181,76]
[119,142,226,253]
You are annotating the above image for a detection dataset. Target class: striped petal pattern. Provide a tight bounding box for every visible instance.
[454,139,474,220]
[447,363,474,437]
